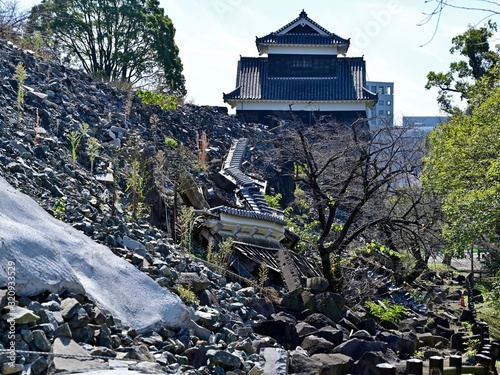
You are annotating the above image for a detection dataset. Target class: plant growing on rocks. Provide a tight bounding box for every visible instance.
[165,137,178,148]
[464,337,480,360]
[177,284,197,304]
[86,137,100,175]
[137,90,177,110]
[25,30,43,65]
[126,158,146,221]
[365,300,407,324]
[205,240,214,261]
[264,192,282,208]
[67,123,89,161]
[258,263,269,289]
[53,197,66,221]
[207,237,234,275]
[177,206,194,250]
[15,61,26,123]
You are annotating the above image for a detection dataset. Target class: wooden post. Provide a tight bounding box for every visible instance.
[491,341,499,365]
[406,358,423,375]
[479,321,489,345]
[475,354,491,374]
[376,363,396,375]
[429,356,444,375]
[449,355,462,374]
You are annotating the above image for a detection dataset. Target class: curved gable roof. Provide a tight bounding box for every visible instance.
[256,10,350,53]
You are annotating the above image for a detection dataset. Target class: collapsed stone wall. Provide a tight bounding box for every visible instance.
[0,38,273,246]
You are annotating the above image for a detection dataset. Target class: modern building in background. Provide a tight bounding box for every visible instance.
[402,116,448,134]
[367,81,394,127]
[223,10,378,125]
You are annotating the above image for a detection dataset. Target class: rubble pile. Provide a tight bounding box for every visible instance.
[0,39,489,374]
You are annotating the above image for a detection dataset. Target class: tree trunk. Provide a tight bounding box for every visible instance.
[319,246,343,292]
[443,253,452,265]
[405,258,428,284]
[319,246,333,289]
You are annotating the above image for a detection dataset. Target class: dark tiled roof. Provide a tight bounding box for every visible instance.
[256,10,349,50]
[211,205,287,226]
[223,57,376,102]
[232,241,323,278]
[219,138,277,215]
[256,33,349,47]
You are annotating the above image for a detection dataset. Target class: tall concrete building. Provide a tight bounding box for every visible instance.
[367,81,394,127]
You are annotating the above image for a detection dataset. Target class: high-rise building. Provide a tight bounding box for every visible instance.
[367,81,394,127]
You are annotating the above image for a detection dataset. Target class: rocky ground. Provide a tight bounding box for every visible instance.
[0,39,492,374]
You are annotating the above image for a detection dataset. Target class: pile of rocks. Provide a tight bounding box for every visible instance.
[1,242,472,374]
[0,39,480,375]
[0,37,274,249]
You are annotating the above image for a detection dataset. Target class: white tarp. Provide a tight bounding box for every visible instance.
[0,176,189,332]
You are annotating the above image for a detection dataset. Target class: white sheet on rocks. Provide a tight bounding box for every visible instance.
[0,176,189,332]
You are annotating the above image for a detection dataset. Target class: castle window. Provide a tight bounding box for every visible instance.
[269,54,337,77]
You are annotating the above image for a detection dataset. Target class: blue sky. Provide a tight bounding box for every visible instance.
[19,0,494,123]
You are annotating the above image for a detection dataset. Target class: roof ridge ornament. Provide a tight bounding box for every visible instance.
[300,9,307,18]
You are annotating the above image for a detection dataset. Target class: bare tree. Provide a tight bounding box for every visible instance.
[274,118,443,291]
[0,0,28,39]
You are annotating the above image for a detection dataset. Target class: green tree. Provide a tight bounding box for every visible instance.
[425,21,499,113]
[423,78,500,259]
[31,0,185,95]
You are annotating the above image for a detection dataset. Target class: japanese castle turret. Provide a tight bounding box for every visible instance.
[223,10,378,125]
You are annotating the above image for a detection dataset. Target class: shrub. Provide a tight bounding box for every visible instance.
[177,284,197,304]
[165,137,179,148]
[136,90,177,110]
[177,206,194,249]
[207,237,233,275]
[365,300,407,324]
[264,193,282,208]
[53,197,66,221]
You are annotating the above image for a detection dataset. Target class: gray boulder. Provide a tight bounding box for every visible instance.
[311,353,353,375]
[332,338,387,361]
[289,350,323,375]
[301,335,336,355]
[210,350,242,370]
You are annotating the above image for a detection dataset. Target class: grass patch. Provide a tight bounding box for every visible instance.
[428,262,455,273]
[476,301,500,340]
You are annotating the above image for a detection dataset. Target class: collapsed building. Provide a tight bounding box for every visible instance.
[187,138,322,293]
